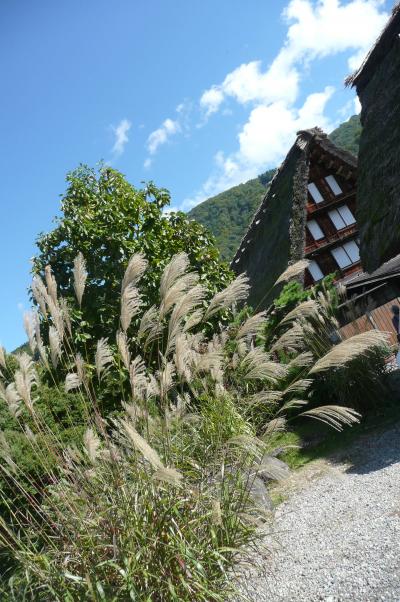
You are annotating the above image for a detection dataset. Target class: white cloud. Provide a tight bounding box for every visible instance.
[354,96,362,114]
[200,0,387,118]
[146,118,181,156]
[183,86,335,210]
[188,0,387,210]
[111,119,132,156]
[200,86,225,117]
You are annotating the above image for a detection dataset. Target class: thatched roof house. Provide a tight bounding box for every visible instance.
[231,128,358,309]
[346,3,400,272]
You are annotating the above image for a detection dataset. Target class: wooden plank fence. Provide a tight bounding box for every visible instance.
[339,298,400,348]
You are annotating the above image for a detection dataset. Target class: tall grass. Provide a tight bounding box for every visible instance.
[0,255,389,600]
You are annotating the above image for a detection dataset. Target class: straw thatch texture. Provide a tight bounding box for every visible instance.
[347,4,400,272]
[231,128,357,309]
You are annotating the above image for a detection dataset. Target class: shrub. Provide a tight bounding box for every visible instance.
[0,256,385,600]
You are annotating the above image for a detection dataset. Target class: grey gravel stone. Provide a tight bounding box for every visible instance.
[235,422,400,601]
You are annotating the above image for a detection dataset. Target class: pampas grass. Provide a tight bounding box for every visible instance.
[72,252,88,306]
[0,251,371,601]
[274,259,310,286]
[309,330,390,374]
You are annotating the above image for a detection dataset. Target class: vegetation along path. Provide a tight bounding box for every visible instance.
[239,421,400,601]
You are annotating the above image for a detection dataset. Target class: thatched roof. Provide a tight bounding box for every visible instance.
[231,128,357,308]
[231,128,357,267]
[345,252,400,290]
[346,3,400,92]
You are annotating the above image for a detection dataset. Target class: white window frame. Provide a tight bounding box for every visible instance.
[343,240,360,263]
[331,240,360,269]
[325,174,342,195]
[307,219,324,241]
[308,260,324,282]
[329,208,346,230]
[337,204,356,226]
[307,182,324,204]
[329,204,356,231]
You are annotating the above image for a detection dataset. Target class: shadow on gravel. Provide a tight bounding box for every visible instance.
[343,424,400,475]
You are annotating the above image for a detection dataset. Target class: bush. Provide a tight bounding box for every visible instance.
[0,255,384,600]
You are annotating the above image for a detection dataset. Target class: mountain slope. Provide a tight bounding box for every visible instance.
[188,115,361,261]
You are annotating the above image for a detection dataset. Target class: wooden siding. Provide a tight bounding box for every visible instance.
[339,298,400,347]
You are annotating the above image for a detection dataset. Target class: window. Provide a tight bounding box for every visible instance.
[331,240,360,269]
[343,240,360,263]
[308,260,324,282]
[328,204,356,230]
[307,182,324,204]
[325,174,342,195]
[307,219,324,240]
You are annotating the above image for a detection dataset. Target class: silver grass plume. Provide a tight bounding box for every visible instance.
[129,356,147,401]
[121,419,182,484]
[283,378,313,396]
[247,390,283,407]
[49,326,62,368]
[122,401,149,424]
[65,373,82,392]
[83,428,101,463]
[23,311,38,353]
[158,361,175,399]
[237,311,267,340]
[299,405,360,431]
[0,382,21,417]
[59,298,72,337]
[159,271,199,319]
[309,330,390,374]
[278,398,309,413]
[0,346,6,370]
[159,253,190,304]
[120,284,141,332]
[287,351,314,371]
[211,499,222,526]
[121,253,148,294]
[137,306,162,347]
[183,308,204,332]
[120,419,164,470]
[95,338,113,380]
[263,417,287,436]
[47,296,65,340]
[271,323,305,353]
[31,276,49,317]
[72,252,88,306]
[174,334,193,382]
[14,353,37,411]
[204,274,250,320]
[116,330,131,370]
[166,284,206,355]
[274,259,310,286]
[279,300,319,327]
[239,347,287,383]
[75,354,86,382]
[45,265,58,305]
[153,466,182,487]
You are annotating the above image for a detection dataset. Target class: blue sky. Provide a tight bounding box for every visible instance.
[0,0,391,350]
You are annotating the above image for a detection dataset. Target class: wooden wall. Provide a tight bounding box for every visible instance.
[339,297,400,347]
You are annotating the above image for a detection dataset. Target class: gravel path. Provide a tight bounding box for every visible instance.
[237,422,400,601]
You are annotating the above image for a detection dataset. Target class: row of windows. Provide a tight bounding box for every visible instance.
[307,174,342,204]
[306,204,356,241]
[308,239,360,282]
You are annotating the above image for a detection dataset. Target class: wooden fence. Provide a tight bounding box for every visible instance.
[339,298,400,347]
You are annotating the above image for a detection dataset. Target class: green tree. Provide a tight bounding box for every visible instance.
[32,165,232,349]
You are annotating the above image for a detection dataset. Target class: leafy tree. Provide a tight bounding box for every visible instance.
[32,165,232,349]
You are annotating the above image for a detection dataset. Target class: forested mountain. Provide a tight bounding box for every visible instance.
[188,114,361,261]
[329,114,362,156]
